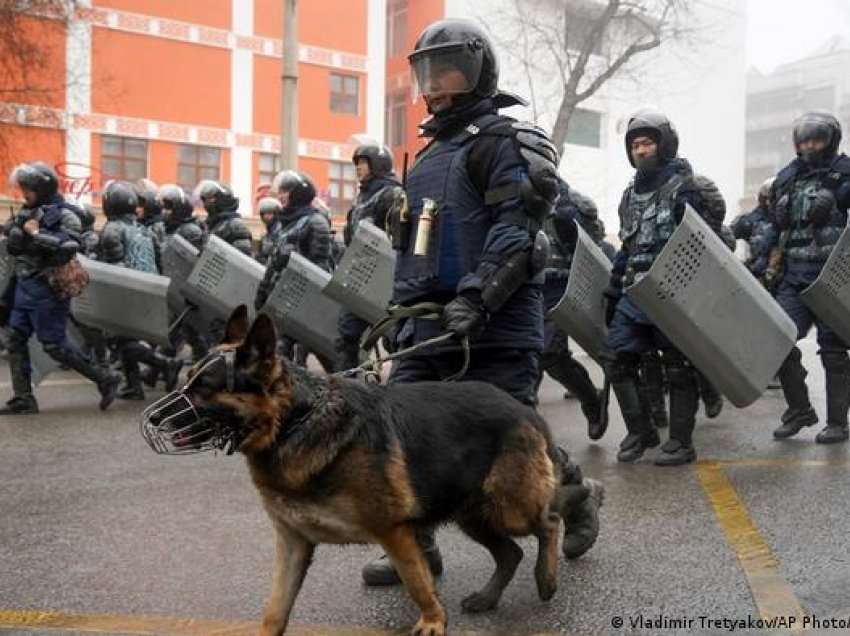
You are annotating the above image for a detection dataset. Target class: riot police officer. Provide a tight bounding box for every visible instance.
[539,177,605,437]
[731,177,780,283]
[159,184,206,251]
[603,110,726,465]
[768,112,850,444]
[336,141,403,370]
[361,18,603,588]
[136,178,167,266]
[195,180,253,256]
[1,162,120,414]
[256,197,282,265]
[255,170,334,367]
[98,181,182,400]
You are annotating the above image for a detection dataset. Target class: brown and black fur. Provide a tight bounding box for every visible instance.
[182,306,575,636]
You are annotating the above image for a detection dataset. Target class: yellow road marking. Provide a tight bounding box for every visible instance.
[696,461,806,625]
[714,458,848,468]
[0,609,559,636]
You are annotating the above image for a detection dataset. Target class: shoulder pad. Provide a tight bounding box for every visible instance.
[690,173,726,218]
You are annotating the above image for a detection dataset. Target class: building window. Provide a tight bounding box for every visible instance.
[101,135,148,182]
[566,108,602,148]
[385,90,407,148]
[259,153,280,186]
[387,0,408,57]
[177,144,220,190]
[328,161,357,214]
[330,73,360,115]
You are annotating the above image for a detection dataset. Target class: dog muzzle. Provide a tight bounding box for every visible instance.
[140,351,243,455]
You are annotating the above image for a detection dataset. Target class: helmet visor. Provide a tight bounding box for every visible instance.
[794,120,832,147]
[193,179,223,202]
[410,45,483,102]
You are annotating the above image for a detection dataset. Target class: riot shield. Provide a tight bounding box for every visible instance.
[261,252,341,362]
[323,222,395,324]
[29,323,85,386]
[800,224,850,347]
[183,235,265,326]
[550,226,611,362]
[627,206,797,407]
[71,256,172,347]
[161,234,199,314]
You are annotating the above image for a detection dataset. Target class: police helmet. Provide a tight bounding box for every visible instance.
[352,142,394,178]
[624,110,679,168]
[194,180,238,215]
[792,111,842,162]
[272,170,317,207]
[409,18,499,102]
[102,180,139,218]
[257,197,282,217]
[157,184,194,220]
[10,161,59,205]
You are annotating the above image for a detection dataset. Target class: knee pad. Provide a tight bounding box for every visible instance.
[42,341,65,361]
[8,329,29,352]
[604,352,640,383]
[661,350,696,387]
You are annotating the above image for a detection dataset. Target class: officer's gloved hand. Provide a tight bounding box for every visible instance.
[603,288,621,327]
[809,189,836,227]
[772,194,791,229]
[442,291,488,341]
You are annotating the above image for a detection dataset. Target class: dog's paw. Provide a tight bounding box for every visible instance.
[461,591,499,613]
[411,617,446,636]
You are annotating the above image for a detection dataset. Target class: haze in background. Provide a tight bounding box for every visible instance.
[748,0,850,72]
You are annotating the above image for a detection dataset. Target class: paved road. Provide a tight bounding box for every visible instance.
[1,337,849,636]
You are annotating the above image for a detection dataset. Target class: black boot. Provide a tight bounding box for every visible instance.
[656,355,698,466]
[1,330,37,414]
[698,372,723,419]
[816,352,850,444]
[774,347,818,439]
[118,363,146,401]
[639,351,668,428]
[44,341,120,410]
[608,355,659,463]
[562,478,604,559]
[141,348,183,392]
[546,352,605,440]
[361,527,443,586]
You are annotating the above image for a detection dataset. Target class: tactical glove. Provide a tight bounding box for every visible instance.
[442,292,488,341]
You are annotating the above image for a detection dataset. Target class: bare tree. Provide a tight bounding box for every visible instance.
[480,0,706,153]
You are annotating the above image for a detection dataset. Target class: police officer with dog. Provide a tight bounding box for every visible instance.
[603,110,726,466]
[337,141,404,370]
[1,162,121,414]
[360,18,603,587]
[767,112,850,444]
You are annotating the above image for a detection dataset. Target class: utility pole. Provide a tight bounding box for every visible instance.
[280,0,298,170]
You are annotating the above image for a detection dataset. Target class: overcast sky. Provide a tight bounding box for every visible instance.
[747,0,850,72]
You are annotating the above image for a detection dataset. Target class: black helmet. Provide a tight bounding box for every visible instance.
[624,110,679,167]
[194,180,238,215]
[792,111,842,165]
[157,184,194,220]
[102,180,139,218]
[409,18,499,102]
[272,170,316,207]
[10,161,59,205]
[135,178,161,218]
[257,197,282,218]
[352,142,394,178]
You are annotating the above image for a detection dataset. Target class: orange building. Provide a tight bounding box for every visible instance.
[0,0,450,221]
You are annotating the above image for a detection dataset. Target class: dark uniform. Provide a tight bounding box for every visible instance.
[136,181,167,269]
[731,177,780,282]
[337,142,403,370]
[256,197,282,266]
[361,17,602,588]
[768,112,850,444]
[1,162,120,414]
[255,170,334,369]
[98,181,182,401]
[539,178,604,437]
[604,111,725,465]
[196,180,253,257]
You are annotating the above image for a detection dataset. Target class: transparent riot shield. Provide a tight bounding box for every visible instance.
[261,252,341,362]
[627,205,797,407]
[183,235,265,326]
[161,234,199,314]
[800,224,850,347]
[550,226,611,362]
[323,222,395,324]
[71,256,172,348]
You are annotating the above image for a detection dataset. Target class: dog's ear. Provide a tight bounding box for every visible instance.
[223,305,250,344]
[244,312,278,361]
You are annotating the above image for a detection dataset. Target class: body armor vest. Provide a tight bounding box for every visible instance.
[619,174,686,285]
[785,176,843,263]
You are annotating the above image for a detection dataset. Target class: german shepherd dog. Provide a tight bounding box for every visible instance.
[144,306,584,636]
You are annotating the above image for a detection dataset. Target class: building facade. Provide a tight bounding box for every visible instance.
[745,37,850,203]
[1,0,387,220]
